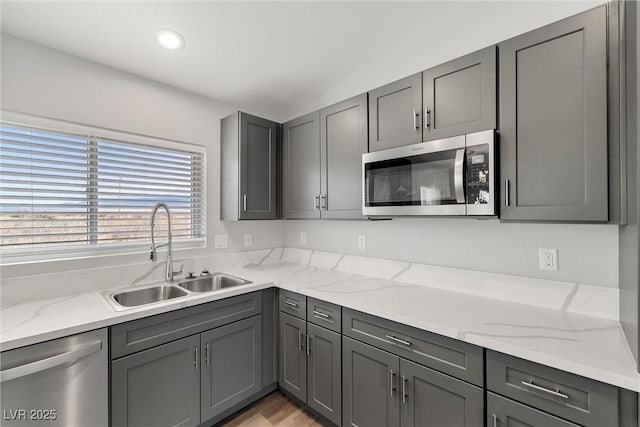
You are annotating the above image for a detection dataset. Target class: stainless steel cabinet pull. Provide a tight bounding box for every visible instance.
[312,310,331,320]
[389,370,396,397]
[321,194,327,210]
[242,194,247,211]
[413,110,418,131]
[425,107,431,129]
[194,346,199,371]
[505,179,510,207]
[401,375,408,403]
[306,334,311,356]
[492,414,498,427]
[0,340,102,383]
[520,380,569,399]
[314,194,320,210]
[385,334,412,347]
[298,331,303,352]
[283,299,298,308]
[205,343,210,366]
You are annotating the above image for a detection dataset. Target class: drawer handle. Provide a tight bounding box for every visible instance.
[312,310,331,320]
[492,414,498,427]
[385,334,412,347]
[283,299,299,308]
[520,380,569,400]
[401,375,408,404]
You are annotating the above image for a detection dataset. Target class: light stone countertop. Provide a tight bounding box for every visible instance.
[1,248,638,393]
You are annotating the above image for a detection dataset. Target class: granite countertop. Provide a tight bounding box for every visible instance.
[1,250,638,392]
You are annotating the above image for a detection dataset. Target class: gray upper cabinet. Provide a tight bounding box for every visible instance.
[111,334,201,427]
[283,111,321,219]
[499,5,608,221]
[221,112,278,220]
[278,312,307,401]
[343,336,401,427]
[320,93,368,219]
[369,73,422,152]
[422,46,496,141]
[200,316,262,421]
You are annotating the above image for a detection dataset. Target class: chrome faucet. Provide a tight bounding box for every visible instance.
[150,202,182,282]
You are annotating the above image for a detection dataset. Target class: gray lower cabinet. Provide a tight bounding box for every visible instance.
[422,45,496,142]
[343,336,400,427]
[400,359,483,427]
[279,312,307,401]
[343,337,483,427]
[499,5,608,221]
[200,316,262,421]
[487,392,580,427]
[307,323,342,425]
[221,111,278,220]
[320,93,368,219]
[283,111,321,219]
[111,334,201,427]
[368,73,422,152]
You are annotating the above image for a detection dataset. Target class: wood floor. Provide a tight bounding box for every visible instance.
[221,391,327,427]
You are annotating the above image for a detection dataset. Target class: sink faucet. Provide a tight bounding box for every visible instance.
[150,202,182,282]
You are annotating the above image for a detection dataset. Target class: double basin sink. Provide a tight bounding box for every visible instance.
[105,273,252,311]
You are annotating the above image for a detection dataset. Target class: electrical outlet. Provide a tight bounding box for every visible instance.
[358,235,366,250]
[300,232,307,245]
[214,234,228,249]
[538,248,558,271]
[244,233,252,247]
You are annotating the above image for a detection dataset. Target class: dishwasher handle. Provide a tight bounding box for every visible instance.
[1,340,102,383]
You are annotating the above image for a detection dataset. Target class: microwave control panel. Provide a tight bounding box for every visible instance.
[466,144,491,205]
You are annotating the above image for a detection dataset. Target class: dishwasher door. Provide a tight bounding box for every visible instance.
[1,328,108,427]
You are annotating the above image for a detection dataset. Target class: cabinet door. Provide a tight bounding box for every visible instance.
[200,316,262,421]
[239,112,278,219]
[307,323,342,425]
[487,392,580,427]
[422,46,496,141]
[320,93,368,219]
[500,5,608,221]
[278,312,307,401]
[111,335,200,427]
[343,337,400,427]
[400,359,483,427]
[369,73,422,151]
[283,111,321,219]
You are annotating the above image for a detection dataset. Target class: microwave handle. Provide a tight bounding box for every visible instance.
[454,149,465,203]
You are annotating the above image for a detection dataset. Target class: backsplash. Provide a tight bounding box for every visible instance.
[0,247,618,321]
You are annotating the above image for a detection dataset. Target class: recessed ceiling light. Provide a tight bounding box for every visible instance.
[156,29,184,50]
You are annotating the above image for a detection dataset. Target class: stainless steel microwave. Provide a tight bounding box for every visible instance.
[362,130,496,216]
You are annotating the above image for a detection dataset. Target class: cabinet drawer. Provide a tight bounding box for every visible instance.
[487,350,618,427]
[343,308,483,386]
[279,290,306,319]
[307,297,341,333]
[111,292,262,359]
[487,392,580,427]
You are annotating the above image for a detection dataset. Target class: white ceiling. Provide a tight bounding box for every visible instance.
[1,1,605,122]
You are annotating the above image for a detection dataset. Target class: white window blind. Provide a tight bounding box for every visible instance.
[0,121,205,253]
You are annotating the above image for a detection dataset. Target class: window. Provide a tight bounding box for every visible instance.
[0,115,205,261]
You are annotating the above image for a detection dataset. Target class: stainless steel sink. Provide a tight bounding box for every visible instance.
[178,273,252,292]
[111,284,188,307]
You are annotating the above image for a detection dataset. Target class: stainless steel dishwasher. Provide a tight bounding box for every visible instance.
[1,328,108,427]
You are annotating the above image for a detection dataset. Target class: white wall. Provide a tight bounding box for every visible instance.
[0,35,284,277]
[285,219,618,288]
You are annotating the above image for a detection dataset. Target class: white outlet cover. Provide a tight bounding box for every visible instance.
[358,235,366,250]
[214,234,228,249]
[300,232,307,245]
[538,248,558,271]
[244,233,252,246]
